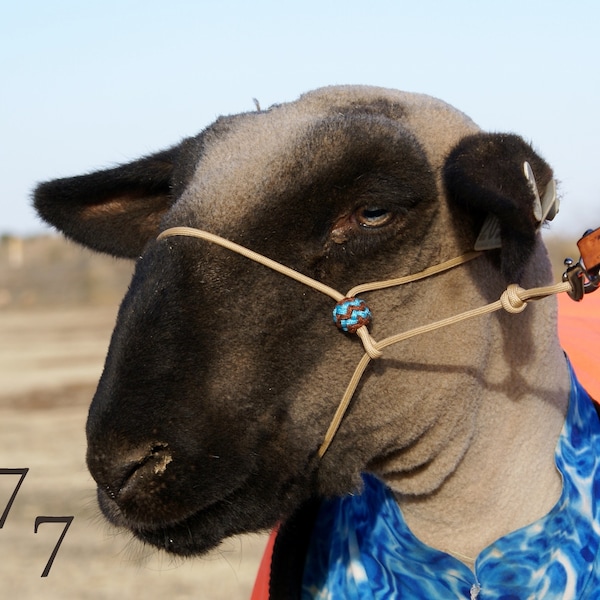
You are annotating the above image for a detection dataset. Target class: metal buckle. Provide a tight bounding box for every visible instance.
[562,228,600,301]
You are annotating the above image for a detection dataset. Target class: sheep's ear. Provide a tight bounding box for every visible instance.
[443,133,556,281]
[33,144,182,258]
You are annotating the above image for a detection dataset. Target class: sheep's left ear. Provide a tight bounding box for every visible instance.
[443,133,558,281]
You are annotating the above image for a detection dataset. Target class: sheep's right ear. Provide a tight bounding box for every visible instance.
[33,144,183,258]
[443,133,558,282]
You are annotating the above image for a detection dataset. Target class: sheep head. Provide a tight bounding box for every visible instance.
[33,86,556,556]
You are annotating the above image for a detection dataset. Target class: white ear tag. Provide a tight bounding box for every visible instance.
[541,178,559,221]
[474,214,502,251]
[474,162,560,252]
[523,161,559,223]
[524,162,543,222]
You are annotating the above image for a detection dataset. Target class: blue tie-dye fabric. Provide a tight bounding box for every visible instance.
[302,366,600,599]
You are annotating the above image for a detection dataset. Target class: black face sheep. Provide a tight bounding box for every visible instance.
[33,86,600,599]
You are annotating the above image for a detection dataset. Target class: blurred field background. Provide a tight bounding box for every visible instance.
[0,234,266,599]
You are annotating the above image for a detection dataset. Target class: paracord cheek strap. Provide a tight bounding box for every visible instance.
[157,226,573,458]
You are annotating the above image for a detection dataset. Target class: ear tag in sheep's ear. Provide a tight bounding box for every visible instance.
[474,214,502,251]
[541,179,559,221]
[523,161,559,223]
[474,162,559,252]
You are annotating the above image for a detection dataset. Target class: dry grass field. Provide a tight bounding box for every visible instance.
[0,236,266,599]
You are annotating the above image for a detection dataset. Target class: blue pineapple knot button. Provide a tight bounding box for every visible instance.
[332,297,372,333]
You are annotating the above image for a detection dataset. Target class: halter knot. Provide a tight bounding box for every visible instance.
[500,284,528,313]
[332,297,372,333]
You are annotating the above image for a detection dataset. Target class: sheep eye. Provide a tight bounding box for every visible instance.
[356,207,393,228]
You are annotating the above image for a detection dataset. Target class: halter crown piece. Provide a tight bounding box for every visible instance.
[157,165,599,458]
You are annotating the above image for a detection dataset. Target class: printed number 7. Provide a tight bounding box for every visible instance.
[34,516,74,577]
[1,469,74,577]
[0,468,29,528]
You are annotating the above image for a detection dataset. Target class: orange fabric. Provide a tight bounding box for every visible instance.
[558,291,600,402]
[250,527,278,600]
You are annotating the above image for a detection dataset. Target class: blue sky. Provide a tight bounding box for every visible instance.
[2,0,599,237]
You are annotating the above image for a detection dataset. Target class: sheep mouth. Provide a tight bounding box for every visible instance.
[95,466,312,557]
[131,515,228,557]
[95,482,253,556]
[94,498,221,556]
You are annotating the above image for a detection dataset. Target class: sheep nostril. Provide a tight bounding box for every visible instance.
[91,442,173,502]
[149,444,173,475]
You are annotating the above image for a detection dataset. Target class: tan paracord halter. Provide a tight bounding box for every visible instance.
[157,226,592,458]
